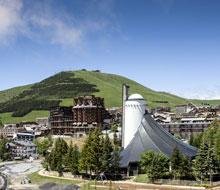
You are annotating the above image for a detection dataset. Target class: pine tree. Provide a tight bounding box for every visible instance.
[170,147,184,179]
[65,142,80,175]
[79,128,103,175]
[193,141,209,183]
[214,126,220,162]
[47,138,68,173]
[110,146,121,178]
[79,132,92,173]
[100,134,113,172]
[184,156,193,178]
[207,145,216,185]
[89,128,103,174]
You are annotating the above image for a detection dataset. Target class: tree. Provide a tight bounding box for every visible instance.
[192,120,220,184]
[170,147,192,179]
[88,128,103,174]
[79,128,103,175]
[79,132,92,173]
[214,123,220,162]
[100,134,113,172]
[35,138,53,156]
[0,138,10,161]
[65,142,80,175]
[190,133,203,148]
[206,145,218,185]
[193,141,209,183]
[140,151,169,182]
[47,138,68,173]
[110,146,121,178]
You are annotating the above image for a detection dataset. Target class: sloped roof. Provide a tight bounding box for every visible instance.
[120,114,197,168]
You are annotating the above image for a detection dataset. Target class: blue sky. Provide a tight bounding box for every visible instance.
[0,0,220,99]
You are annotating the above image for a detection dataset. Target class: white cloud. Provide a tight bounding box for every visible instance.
[0,0,118,48]
[0,0,26,44]
[29,15,83,47]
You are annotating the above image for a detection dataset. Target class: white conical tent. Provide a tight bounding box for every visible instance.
[120,113,197,168]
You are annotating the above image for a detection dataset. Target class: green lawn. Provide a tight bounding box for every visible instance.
[0,110,49,124]
[133,174,149,183]
[28,172,81,185]
[28,172,111,190]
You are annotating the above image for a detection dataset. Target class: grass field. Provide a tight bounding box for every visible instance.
[28,172,113,190]
[28,172,81,185]
[133,174,149,183]
[0,110,49,124]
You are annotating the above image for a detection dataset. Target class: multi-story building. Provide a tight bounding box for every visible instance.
[161,117,215,139]
[13,132,35,141]
[0,124,18,139]
[50,95,110,135]
[7,140,37,159]
[50,106,73,135]
[72,95,109,134]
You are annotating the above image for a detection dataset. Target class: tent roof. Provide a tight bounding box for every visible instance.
[120,114,197,168]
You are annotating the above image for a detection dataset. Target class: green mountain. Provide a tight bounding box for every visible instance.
[0,70,220,124]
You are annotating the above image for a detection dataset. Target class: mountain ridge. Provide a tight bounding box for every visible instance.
[0,70,220,124]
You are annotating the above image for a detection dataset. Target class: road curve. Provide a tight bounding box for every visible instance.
[0,173,7,190]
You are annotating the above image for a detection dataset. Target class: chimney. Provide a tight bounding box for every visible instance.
[122,84,129,148]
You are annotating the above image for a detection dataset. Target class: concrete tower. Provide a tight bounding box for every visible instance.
[123,93,146,149]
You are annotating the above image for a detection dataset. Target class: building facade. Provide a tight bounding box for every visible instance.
[7,140,37,159]
[50,106,73,135]
[161,117,215,139]
[50,95,110,135]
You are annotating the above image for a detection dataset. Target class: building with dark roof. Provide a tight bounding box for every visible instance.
[120,114,197,169]
[120,85,197,175]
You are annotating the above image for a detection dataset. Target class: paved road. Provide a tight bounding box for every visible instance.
[0,160,42,189]
[0,173,7,190]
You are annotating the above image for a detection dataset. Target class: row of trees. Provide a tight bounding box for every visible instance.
[79,128,120,176]
[140,120,220,184]
[140,148,192,182]
[40,129,120,177]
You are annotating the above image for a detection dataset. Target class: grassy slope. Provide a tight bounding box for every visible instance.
[0,84,32,103]
[0,70,219,124]
[61,70,188,108]
[0,110,49,124]
[191,99,220,106]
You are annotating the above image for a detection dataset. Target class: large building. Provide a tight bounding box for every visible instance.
[7,140,37,159]
[50,106,73,135]
[50,95,110,135]
[72,95,109,134]
[120,85,197,175]
[161,117,215,139]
